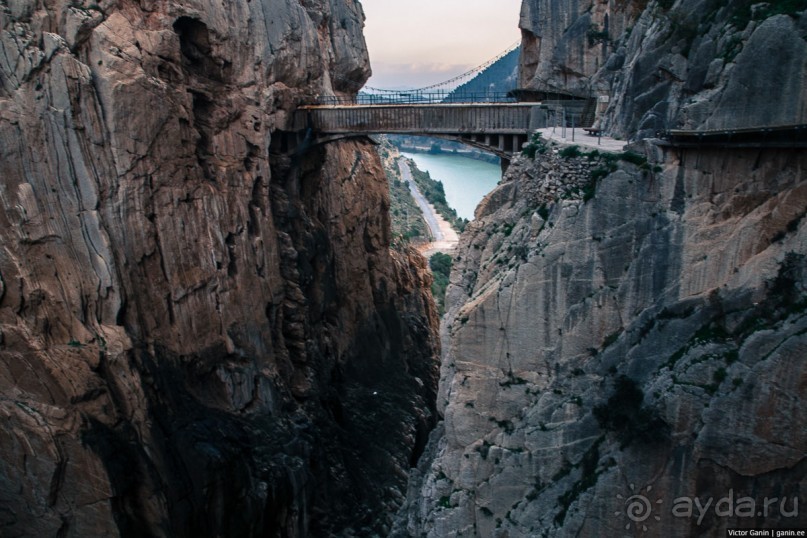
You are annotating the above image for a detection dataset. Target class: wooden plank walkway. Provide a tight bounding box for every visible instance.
[660,124,807,148]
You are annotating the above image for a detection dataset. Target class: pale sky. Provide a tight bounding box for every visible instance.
[359,0,523,90]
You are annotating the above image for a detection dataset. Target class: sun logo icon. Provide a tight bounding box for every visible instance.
[615,484,663,531]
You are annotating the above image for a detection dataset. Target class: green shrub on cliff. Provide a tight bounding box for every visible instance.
[522,132,547,159]
[409,161,467,232]
[559,145,582,159]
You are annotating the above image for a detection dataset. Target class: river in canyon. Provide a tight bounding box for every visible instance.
[401,152,502,220]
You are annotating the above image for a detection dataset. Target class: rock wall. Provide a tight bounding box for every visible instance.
[397,136,807,536]
[0,1,439,536]
[393,1,807,536]
[519,0,807,138]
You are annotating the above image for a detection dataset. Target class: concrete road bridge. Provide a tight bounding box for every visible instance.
[293,102,541,161]
[283,94,596,167]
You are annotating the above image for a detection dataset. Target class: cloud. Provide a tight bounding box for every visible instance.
[366,62,475,90]
[360,0,522,88]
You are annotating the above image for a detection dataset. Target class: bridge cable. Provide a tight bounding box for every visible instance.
[353,40,521,94]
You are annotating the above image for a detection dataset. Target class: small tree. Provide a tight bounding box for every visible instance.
[429,253,453,315]
[429,252,452,276]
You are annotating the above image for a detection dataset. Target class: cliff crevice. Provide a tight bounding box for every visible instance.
[396,139,807,536]
[519,0,807,138]
[0,1,438,536]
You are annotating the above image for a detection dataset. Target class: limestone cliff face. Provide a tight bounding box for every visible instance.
[395,2,807,536]
[519,0,807,138]
[0,1,438,536]
[397,138,807,536]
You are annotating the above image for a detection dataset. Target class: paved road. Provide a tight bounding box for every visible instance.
[398,158,444,242]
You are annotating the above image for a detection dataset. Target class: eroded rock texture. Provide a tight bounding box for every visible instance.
[519,0,807,138]
[395,141,807,536]
[399,135,807,537]
[394,4,807,535]
[0,1,439,536]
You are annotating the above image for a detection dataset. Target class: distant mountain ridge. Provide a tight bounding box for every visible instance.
[444,48,519,100]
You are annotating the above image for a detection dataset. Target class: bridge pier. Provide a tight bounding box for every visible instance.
[501,157,511,174]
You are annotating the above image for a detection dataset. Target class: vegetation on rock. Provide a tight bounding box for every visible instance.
[408,160,468,232]
[429,252,453,315]
[377,141,430,243]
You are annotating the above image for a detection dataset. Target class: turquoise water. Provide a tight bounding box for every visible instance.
[402,152,502,221]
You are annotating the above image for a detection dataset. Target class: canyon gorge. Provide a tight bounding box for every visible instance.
[1,0,806,537]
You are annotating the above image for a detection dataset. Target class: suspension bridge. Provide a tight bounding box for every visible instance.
[281,44,807,162]
[280,43,596,163]
[291,97,596,164]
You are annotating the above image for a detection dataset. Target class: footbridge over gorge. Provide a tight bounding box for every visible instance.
[276,42,807,165]
[280,96,807,166]
[283,42,560,164]
[279,42,597,163]
[291,101,552,163]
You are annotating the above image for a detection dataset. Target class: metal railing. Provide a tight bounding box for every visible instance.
[311,91,519,106]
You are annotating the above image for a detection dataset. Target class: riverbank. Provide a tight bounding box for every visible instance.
[397,159,459,256]
[394,145,499,164]
[402,152,502,221]
[387,134,500,164]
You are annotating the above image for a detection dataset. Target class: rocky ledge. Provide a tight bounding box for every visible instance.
[396,140,807,536]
